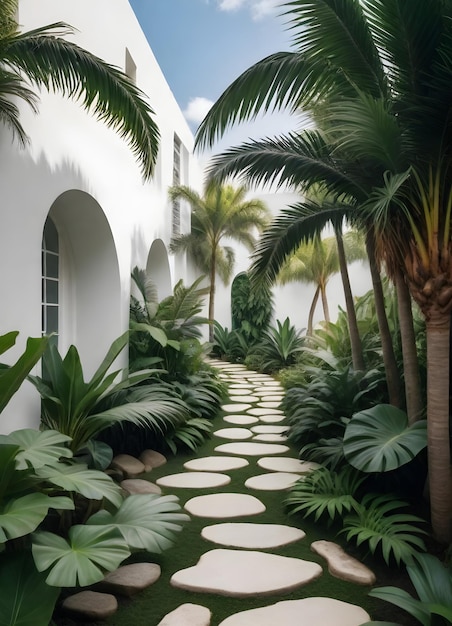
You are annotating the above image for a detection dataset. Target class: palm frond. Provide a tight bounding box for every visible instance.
[3,24,159,178]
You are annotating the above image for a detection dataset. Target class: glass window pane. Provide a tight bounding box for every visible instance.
[44,218,59,253]
[46,252,58,278]
[46,306,58,335]
[46,279,58,304]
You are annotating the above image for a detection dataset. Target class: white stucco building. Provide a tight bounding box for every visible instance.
[0,0,202,432]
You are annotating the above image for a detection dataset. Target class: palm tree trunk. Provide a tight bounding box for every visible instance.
[208,251,216,343]
[307,286,320,336]
[394,268,423,423]
[425,310,452,543]
[336,229,365,371]
[366,229,402,407]
[320,282,330,323]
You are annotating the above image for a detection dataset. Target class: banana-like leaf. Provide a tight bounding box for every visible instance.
[35,463,123,508]
[0,334,49,414]
[32,525,130,587]
[343,404,427,472]
[87,494,190,552]
[0,493,74,542]
[0,551,60,626]
[0,429,72,470]
[131,322,169,347]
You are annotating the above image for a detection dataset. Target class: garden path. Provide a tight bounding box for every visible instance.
[155,360,373,625]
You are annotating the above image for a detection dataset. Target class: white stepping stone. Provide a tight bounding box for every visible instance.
[245,473,300,491]
[257,458,321,473]
[247,407,284,416]
[171,549,322,597]
[157,603,211,626]
[222,403,252,412]
[254,382,283,389]
[215,442,289,456]
[254,391,284,399]
[257,401,282,409]
[311,540,376,585]
[213,428,253,440]
[229,395,260,402]
[156,472,231,489]
[223,414,259,425]
[218,598,370,626]
[257,414,286,424]
[184,456,249,472]
[185,493,265,518]
[251,425,287,434]
[253,434,287,442]
[201,523,305,548]
[226,387,253,394]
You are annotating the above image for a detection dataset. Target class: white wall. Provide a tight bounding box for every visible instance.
[0,0,202,432]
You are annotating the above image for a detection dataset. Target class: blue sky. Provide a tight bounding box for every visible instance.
[129,0,295,151]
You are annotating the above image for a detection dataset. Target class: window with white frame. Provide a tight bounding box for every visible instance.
[41,217,59,346]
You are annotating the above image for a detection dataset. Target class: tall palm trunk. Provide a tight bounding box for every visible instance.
[307,286,320,336]
[425,310,452,543]
[394,268,423,423]
[320,281,330,323]
[366,229,402,407]
[336,229,365,371]
[208,248,217,343]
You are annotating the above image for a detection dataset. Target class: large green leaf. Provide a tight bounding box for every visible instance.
[0,429,72,470]
[0,493,74,542]
[0,551,60,626]
[87,494,190,552]
[0,334,48,414]
[35,463,123,508]
[32,525,130,587]
[343,404,427,472]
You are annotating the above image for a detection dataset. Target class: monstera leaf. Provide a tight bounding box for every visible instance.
[32,525,130,587]
[35,462,123,508]
[0,493,74,542]
[343,404,427,472]
[0,552,60,626]
[87,493,190,552]
[0,429,72,470]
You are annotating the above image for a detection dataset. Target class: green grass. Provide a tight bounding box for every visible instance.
[54,409,418,626]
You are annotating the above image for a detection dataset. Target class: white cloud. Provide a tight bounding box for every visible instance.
[216,0,280,19]
[183,96,214,124]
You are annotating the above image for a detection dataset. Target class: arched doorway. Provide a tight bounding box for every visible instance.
[147,239,172,300]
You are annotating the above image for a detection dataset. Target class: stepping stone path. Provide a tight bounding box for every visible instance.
[159,361,372,623]
[96,361,374,624]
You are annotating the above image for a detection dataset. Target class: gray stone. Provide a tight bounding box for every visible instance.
[111,454,145,478]
[62,591,117,620]
[139,449,167,471]
[311,540,376,585]
[120,478,162,495]
[157,603,212,626]
[96,562,161,596]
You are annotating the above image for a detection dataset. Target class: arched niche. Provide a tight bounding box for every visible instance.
[146,239,172,300]
[46,190,122,377]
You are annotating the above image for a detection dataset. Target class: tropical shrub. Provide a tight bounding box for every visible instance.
[29,332,186,466]
[286,466,364,525]
[231,272,273,344]
[0,428,189,624]
[342,494,427,567]
[130,267,209,375]
[283,365,385,468]
[364,553,452,626]
[245,317,305,373]
[211,321,249,363]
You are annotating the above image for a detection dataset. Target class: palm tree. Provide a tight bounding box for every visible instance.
[278,231,366,336]
[195,1,452,540]
[0,1,159,178]
[169,181,269,341]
